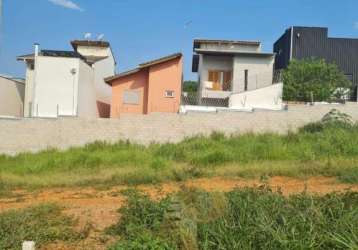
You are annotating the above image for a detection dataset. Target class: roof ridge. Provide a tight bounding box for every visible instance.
[105,52,182,84]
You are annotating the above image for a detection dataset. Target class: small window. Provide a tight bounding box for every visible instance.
[123,90,140,105]
[165,90,175,98]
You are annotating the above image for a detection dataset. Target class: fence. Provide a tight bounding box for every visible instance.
[1,103,358,155]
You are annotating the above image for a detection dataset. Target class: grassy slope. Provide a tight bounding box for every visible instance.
[1,123,358,189]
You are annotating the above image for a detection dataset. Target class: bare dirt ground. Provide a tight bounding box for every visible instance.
[1,176,358,250]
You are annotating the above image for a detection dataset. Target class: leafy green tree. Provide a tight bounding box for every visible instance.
[283,58,351,102]
[183,81,198,93]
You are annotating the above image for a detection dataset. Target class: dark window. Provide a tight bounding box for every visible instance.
[244,70,248,91]
[345,74,353,83]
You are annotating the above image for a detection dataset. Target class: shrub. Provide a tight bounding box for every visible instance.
[182,81,199,93]
[300,109,354,133]
[283,58,351,102]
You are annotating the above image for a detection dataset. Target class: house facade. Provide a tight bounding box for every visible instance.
[192,39,276,104]
[105,53,183,117]
[17,40,115,118]
[274,26,358,101]
[0,75,25,117]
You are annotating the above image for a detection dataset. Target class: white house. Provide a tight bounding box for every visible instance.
[17,40,116,118]
[0,74,25,117]
[191,39,283,110]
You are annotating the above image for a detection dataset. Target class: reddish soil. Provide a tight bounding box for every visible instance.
[1,176,357,250]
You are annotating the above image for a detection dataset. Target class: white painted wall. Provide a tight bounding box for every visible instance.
[23,64,34,117]
[77,60,98,118]
[232,56,274,93]
[229,83,283,110]
[0,77,25,117]
[33,56,80,117]
[76,46,111,58]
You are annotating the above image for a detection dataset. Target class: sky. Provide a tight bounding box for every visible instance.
[0,0,358,80]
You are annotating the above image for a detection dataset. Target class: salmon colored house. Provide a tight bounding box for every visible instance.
[105,53,183,117]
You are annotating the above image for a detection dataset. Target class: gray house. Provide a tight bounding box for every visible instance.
[192,39,276,104]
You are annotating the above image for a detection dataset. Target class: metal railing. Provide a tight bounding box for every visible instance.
[181,92,229,107]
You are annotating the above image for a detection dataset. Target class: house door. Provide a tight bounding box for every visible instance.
[208,71,221,90]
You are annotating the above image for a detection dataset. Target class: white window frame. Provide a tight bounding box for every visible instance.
[165,90,175,98]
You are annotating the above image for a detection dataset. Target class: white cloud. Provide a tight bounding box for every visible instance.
[48,0,83,11]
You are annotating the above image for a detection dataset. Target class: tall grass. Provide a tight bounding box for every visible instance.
[108,188,358,250]
[1,121,358,188]
[0,204,85,250]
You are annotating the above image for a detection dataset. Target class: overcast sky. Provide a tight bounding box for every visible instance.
[1,0,358,80]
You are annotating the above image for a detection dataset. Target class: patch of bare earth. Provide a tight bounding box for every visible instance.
[1,176,357,250]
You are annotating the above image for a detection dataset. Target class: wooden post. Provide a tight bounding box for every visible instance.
[22,241,35,250]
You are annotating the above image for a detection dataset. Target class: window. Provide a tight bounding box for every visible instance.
[244,70,248,91]
[165,90,175,98]
[345,74,353,83]
[208,70,232,91]
[123,90,140,105]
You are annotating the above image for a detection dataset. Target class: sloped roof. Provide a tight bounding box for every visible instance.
[0,74,25,84]
[105,53,182,84]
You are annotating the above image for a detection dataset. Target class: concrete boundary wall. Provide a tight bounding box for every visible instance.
[1,103,358,155]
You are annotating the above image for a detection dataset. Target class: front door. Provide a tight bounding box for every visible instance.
[208,70,221,90]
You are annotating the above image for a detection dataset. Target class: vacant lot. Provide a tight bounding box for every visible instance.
[1,117,358,249]
[1,177,358,250]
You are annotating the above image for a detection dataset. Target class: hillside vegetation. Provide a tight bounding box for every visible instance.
[0,109,358,189]
[107,188,358,250]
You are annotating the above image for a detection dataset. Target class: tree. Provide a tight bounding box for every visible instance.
[182,81,198,93]
[283,58,351,102]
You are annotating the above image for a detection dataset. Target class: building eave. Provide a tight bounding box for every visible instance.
[105,52,182,85]
[104,68,142,85]
[194,49,275,57]
[70,40,110,51]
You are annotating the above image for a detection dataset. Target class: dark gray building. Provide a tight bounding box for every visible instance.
[274,26,358,100]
